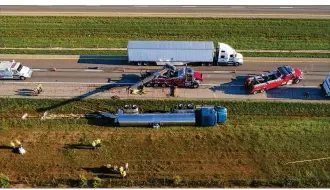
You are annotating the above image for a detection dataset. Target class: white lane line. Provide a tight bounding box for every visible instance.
[134,6,149,7]
[213,71,234,74]
[84,69,103,72]
[32,69,104,72]
[181,6,196,7]
[279,7,294,9]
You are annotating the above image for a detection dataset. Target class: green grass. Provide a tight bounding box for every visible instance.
[0,17,329,50]
[0,98,330,116]
[0,49,329,58]
[1,116,329,187]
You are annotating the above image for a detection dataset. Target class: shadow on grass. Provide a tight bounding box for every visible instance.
[83,167,122,179]
[63,144,94,150]
[0,145,13,149]
[36,74,140,113]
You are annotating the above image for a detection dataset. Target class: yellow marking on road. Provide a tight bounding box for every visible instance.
[1,11,330,17]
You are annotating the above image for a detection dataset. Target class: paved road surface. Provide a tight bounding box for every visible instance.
[1,5,329,19]
[0,56,328,101]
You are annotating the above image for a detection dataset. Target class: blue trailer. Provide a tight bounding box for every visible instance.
[94,105,227,128]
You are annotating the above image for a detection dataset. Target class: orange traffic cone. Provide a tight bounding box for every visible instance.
[53,68,57,72]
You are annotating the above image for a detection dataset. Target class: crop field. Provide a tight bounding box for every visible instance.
[0,17,329,50]
[0,98,329,188]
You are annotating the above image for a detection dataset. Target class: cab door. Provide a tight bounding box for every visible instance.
[218,50,229,65]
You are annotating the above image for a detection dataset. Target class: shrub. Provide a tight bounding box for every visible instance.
[0,174,9,188]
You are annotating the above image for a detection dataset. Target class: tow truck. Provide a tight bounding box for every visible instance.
[0,60,33,80]
[129,64,203,93]
[245,65,303,94]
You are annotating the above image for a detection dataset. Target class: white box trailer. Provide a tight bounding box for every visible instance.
[127,41,243,66]
[0,60,33,80]
[321,73,330,97]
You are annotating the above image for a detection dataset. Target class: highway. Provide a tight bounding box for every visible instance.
[0,56,329,101]
[1,5,330,18]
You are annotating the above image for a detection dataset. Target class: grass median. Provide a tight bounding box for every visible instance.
[1,98,329,187]
[0,17,329,50]
[1,49,330,58]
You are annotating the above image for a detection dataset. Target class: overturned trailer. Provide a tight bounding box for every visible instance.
[91,104,227,128]
[321,73,330,97]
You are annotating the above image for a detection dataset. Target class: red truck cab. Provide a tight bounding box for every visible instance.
[245,65,303,94]
[145,67,203,88]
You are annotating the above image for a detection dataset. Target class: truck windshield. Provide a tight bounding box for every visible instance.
[16,64,23,72]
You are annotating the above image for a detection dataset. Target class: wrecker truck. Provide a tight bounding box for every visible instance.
[245,65,303,94]
[129,64,203,93]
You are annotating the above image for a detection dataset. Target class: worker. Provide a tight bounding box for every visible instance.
[122,170,127,178]
[36,84,43,94]
[304,92,310,99]
[113,165,118,171]
[119,166,124,175]
[124,163,129,171]
[95,139,102,148]
[91,140,97,150]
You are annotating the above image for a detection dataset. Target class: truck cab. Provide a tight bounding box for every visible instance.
[216,43,243,66]
[0,60,33,80]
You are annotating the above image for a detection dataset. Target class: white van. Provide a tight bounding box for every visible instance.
[0,60,33,80]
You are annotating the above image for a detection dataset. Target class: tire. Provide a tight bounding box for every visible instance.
[192,83,199,88]
[260,89,265,93]
[234,62,239,66]
[201,63,206,66]
[253,90,258,95]
[19,76,25,80]
[137,62,142,66]
[161,83,167,87]
[293,79,301,84]
[146,83,152,87]
[153,83,159,87]
[143,62,149,66]
[207,63,212,66]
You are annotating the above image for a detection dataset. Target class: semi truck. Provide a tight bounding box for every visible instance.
[244,65,303,94]
[129,64,203,92]
[320,73,330,97]
[0,60,33,80]
[127,41,243,66]
[88,104,227,128]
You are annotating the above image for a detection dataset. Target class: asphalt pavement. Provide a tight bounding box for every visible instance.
[0,5,329,18]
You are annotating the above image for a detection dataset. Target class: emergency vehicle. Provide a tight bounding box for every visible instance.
[0,60,33,80]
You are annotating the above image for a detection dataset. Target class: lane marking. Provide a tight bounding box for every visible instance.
[181,6,196,8]
[279,7,294,9]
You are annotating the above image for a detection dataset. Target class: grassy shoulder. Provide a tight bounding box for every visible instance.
[0,98,330,116]
[0,116,329,187]
[0,17,329,50]
[0,49,329,58]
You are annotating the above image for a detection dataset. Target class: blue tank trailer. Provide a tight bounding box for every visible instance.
[86,104,227,128]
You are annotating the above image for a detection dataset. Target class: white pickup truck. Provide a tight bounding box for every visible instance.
[0,60,33,80]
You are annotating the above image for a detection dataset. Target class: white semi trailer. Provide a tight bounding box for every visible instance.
[0,60,33,80]
[127,41,243,66]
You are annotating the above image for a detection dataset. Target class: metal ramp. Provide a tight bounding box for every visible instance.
[129,63,176,92]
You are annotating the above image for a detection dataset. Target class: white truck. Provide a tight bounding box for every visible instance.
[0,60,33,80]
[128,41,244,66]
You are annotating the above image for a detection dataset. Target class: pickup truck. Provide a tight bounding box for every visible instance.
[245,65,303,94]
[0,60,33,80]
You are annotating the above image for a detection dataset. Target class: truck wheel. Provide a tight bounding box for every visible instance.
[234,62,239,66]
[192,83,199,88]
[153,83,159,87]
[260,89,265,93]
[137,62,142,66]
[143,62,149,66]
[201,63,206,66]
[293,79,301,84]
[253,91,258,95]
[161,83,167,87]
[145,83,152,87]
[207,63,212,66]
[19,76,25,80]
